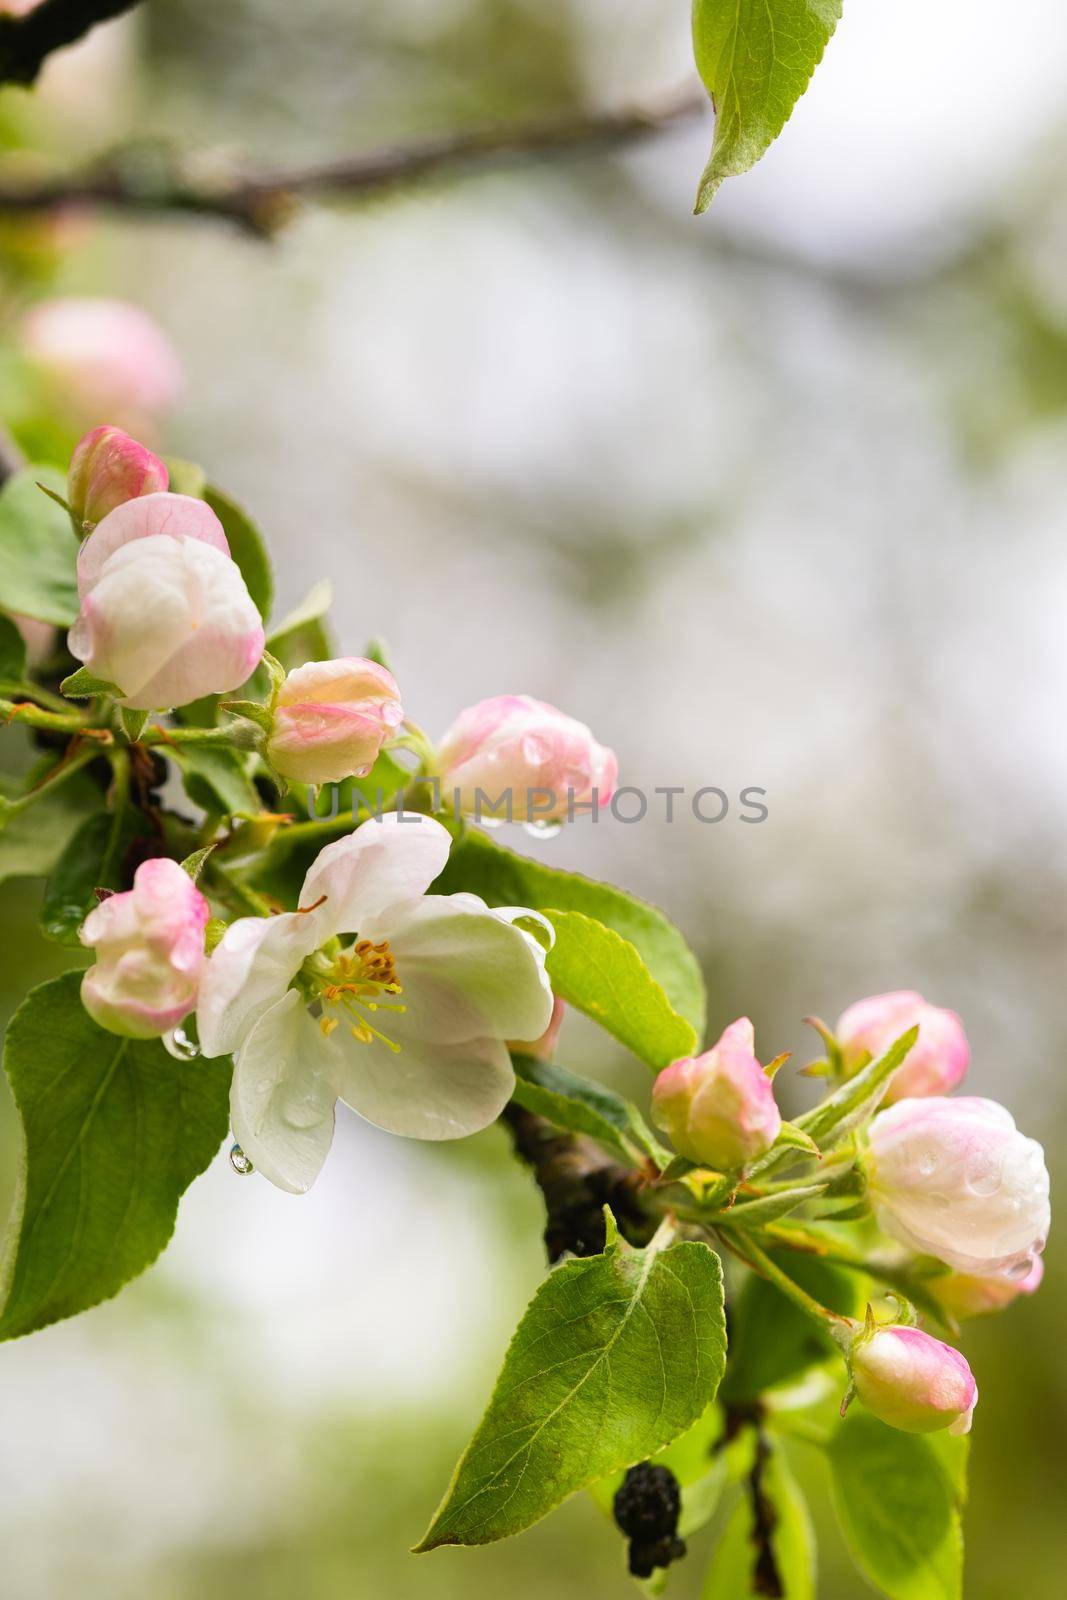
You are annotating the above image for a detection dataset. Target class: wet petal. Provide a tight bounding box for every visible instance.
[230,990,339,1193]
[336,1029,514,1141]
[197,910,323,1058]
[299,812,451,936]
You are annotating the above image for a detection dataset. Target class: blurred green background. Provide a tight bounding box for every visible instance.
[1,2,1065,1594]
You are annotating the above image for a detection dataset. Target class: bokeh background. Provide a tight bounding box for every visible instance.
[1,1,1065,1594]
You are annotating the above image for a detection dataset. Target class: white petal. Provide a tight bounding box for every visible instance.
[299,812,451,936]
[336,1029,514,1141]
[197,911,323,1057]
[230,990,339,1193]
[364,893,555,1044]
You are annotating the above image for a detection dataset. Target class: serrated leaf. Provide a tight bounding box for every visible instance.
[828,1412,962,1600]
[0,466,79,624]
[40,807,152,944]
[204,485,274,622]
[60,666,120,699]
[171,743,260,816]
[702,1446,815,1599]
[0,973,231,1339]
[180,842,217,881]
[720,1251,862,1402]
[692,0,844,211]
[589,1402,727,1537]
[0,768,102,884]
[511,1053,668,1167]
[417,1230,726,1549]
[0,612,28,680]
[544,909,697,1069]
[717,1184,828,1228]
[431,828,705,1041]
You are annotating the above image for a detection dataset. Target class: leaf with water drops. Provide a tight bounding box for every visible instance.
[0,972,232,1340]
[416,1222,726,1549]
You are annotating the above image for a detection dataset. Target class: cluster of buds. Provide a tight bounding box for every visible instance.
[649,991,1050,1440]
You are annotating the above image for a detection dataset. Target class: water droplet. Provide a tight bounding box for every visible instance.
[163,1026,200,1061]
[229,1143,254,1175]
[280,1088,325,1130]
[965,1154,1002,1196]
[382,702,404,728]
[521,734,552,767]
[480,815,505,830]
[355,765,372,779]
[1005,1255,1034,1281]
[918,1152,938,1177]
[522,818,563,841]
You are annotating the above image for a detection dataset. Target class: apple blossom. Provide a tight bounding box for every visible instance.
[930,1256,1044,1320]
[266,657,404,785]
[21,298,181,427]
[851,1324,977,1436]
[837,989,969,1100]
[79,858,209,1040]
[67,425,169,528]
[436,694,617,823]
[651,1018,781,1170]
[865,1096,1050,1276]
[196,813,554,1193]
[68,492,264,709]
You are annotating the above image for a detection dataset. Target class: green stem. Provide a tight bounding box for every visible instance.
[741,1236,853,1351]
[141,724,245,747]
[208,860,274,917]
[0,678,71,714]
[0,695,93,734]
[0,740,100,817]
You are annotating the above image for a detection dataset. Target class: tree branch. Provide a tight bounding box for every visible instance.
[0,85,706,235]
[0,0,141,87]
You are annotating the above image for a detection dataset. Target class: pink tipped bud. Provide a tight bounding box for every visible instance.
[67,425,169,528]
[22,298,182,428]
[266,657,404,785]
[836,989,969,1101]
[436,694,617,823]
[651,1018,782,1170]
[80,858,210,1040]
[865,1096,1050,1276]
[69,493,264,710]
[930,1256,1044,1320]
[851,1324,977,1436]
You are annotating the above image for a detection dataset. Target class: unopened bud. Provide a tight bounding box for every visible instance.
[266,657,404,785]
[651,1017,782,1170]
[68,425,169,528]
[80,858,209,1039]
[836,989,969,1100]
[851,1323,977,1436]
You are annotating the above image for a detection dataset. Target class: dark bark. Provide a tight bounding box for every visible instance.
[0,0,141,87]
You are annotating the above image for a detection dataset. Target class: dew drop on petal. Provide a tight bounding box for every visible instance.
[522,819,563,841]
[163,1025,200,1061]
[965,1153,1003,1196]
[229,1143,254,1175]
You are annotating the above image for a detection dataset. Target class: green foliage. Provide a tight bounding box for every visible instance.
[510,1053,668,1167]
[692,0,843,211]
[432,827,706,1038]
[172,743,261,816]
[721,1252,862,1401]
[828,1412,964,1600]
[266,579,336,669]
[416,1223,726,1549]
[702,1446,815,1599]
[59,665,120,698]
[0,765,102,883]
[39,806,152,943]
[0,972,231,1340]
[543,908,697,1068]
[795,1026,919,1149]
[0,466,79,624]
[0,610,27,680]
[204,485,275,622]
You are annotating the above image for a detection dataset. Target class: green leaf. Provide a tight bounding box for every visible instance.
[120,706,149,742]
[543,909,696,1068]
[702,1447,815,1599]
[204,485,274,623]
[716,1183,828,1227]
[416,1228,726,1549]
[432,828,705,1040]
[265,579,334,669]
[510,1053,668,1167]
[0,973,231,1340]
[220,698,272,733]
[163,455,207,498]
[180,842,218,881]
[589,1403,728,1538]
[171,744,260,816]
[39,807,153,944]
[796,1027,919,1149]
[828,1412,963,1600]
[692,0,844,212]
[0,612,27,680]
[60,666,120,699]
[0,466,80,624]
[720,1251,862,1402]
[0,766,102,884]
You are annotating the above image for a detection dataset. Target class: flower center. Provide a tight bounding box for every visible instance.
[307,938,406,1051]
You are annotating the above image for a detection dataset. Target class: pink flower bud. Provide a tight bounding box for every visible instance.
[651,1018,782,1170]
[836,990,969,1101]
[436,695,617,823]
[67,425,169,527]
[22,298,182,428]
[851,1325,977,1435]
[80,858,210,1039]
[930,1256,1044,1320]
[69,493,264,710]
[865,1096,1050,1276]
[266,657,404,785]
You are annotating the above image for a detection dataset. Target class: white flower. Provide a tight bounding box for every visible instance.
[196,813,554,1192]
